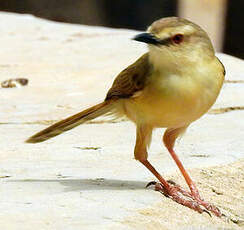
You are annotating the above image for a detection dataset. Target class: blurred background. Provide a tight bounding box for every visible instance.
[0,0,243,58]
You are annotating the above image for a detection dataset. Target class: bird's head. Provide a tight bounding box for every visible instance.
[133,17,215,70]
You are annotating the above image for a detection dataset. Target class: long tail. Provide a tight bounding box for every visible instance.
[26,100,115,143]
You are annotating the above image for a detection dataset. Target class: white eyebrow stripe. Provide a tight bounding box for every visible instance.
[156,24,195,40]
[181,25,195,34]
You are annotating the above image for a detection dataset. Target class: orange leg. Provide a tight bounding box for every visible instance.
[163,127,221,217]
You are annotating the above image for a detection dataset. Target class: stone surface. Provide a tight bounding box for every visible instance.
[0,12,243,230]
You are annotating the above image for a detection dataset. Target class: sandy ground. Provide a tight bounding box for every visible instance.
[122,160,244,230]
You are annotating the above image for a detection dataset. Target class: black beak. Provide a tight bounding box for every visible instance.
[133,33,161,45]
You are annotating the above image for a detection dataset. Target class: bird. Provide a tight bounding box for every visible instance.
[26,17,225,217]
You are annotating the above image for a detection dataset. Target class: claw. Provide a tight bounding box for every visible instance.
[203,209,212,217]
[167,179,176,185]
[146,181,157,188]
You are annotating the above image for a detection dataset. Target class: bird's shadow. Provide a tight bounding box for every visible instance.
[9,178,150,193]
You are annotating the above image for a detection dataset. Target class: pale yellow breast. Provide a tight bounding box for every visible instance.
[124,57,224,128]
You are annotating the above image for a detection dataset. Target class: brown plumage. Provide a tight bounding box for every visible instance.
[105,53,151,100]
[26,101,114,143]
[26,53,151,143]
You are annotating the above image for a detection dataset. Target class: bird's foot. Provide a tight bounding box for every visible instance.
[146,181,221,217]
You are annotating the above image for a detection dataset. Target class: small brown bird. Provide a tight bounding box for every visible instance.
[26,17,225,216]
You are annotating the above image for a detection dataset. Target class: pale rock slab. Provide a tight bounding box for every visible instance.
[0,12,243,230]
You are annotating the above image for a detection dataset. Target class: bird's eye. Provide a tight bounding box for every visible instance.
[172,34,184,44]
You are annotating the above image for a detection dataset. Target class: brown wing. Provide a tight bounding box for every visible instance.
[105,53,151,100]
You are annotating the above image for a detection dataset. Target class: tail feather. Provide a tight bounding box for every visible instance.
[26,100,114,143]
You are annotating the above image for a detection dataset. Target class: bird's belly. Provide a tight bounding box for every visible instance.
[125,98,202,127]
[136,98,204,127]
[124,77,221,128]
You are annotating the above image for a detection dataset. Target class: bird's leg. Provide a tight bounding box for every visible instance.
[163,127,221,217]
[134,125,205,214]
[163,127,200,197]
